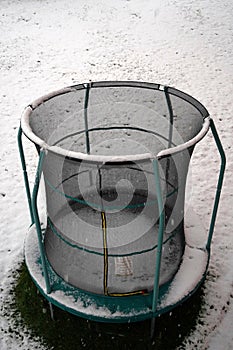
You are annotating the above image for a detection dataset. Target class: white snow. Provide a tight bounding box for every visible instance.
[161,246,208,306]
[0,0,233,349]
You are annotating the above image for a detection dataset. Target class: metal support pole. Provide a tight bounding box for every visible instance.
[164,87,174,199]
[17,126,34,224]
[84,82,91,154]
[49,302,55,321]
[164,87,174,149]
[151,159,165,338]
[32,150,51,294]
[206,118,226,251]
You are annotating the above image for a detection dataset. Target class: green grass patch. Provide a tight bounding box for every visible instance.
[8,262,205,349]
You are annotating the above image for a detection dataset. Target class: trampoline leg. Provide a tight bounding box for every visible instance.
[49,302,55,321]
[150,317,156,339]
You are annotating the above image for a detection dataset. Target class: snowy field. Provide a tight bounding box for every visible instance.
[0,0,233,349]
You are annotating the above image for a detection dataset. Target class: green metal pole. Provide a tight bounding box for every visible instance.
[151,158,165,337]
[17,126,34,224]
[164,87,174,149]
[84,82,91,154]
[32,150,51,294]
[206,119,226,251]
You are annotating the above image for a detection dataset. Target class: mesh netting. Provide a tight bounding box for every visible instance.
[23,81,208,295]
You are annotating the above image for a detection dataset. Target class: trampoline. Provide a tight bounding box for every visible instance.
[18,81,225,332]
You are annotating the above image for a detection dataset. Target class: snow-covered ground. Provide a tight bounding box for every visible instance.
[0,0,232,349]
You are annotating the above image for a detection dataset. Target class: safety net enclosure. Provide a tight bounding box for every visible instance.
[18,81,225,327]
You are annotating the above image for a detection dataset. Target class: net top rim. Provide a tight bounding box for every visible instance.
[20,80,210,163]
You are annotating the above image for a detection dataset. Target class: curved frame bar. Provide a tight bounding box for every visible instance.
[20,81,209,163]
[157,117,210,159]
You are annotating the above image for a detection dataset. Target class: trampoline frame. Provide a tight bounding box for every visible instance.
[18,81,226,335]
